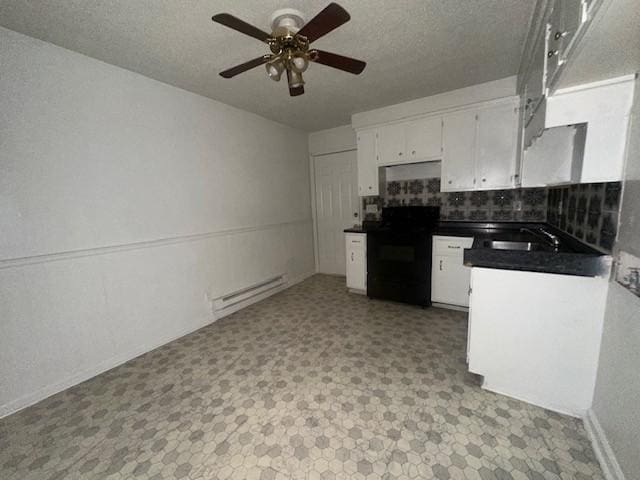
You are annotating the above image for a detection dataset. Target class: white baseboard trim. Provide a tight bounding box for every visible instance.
[0,315,213,419]
[432,302,469,312]
[584,409,626,480]
[0,270,316,420]
[480,380,585,418]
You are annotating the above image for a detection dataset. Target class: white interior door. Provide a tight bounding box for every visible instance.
[314,150,359,275]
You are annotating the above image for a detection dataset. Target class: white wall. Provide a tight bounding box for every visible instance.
[0,27,315,416]
[588,75,640,479]
[308,125,356,156]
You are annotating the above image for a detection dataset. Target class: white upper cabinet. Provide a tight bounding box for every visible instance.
[405,116,443,161]
[377,117,443,166]
[356,129,379,196]
[442,110,477,191]
[476,103,518,189]
[352,86,521,195]
[441,100,519,192]
[377,123,405,165]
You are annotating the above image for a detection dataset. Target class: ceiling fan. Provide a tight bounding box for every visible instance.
[212,3,366,96]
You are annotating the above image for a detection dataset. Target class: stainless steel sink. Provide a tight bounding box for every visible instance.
[483,240,545,251]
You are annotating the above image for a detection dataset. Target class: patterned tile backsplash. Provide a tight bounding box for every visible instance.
[547,182,621,252]
[363,177,622,253]
[363,177,547,223]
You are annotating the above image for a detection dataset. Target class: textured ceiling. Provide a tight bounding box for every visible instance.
[0,1,536,131]
[558,0,640,89]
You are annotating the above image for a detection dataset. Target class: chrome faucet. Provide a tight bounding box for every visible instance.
[520,227,561,250]
[539,228,561,248]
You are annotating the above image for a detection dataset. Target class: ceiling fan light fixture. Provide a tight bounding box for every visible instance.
[287,69,305,88]
[213,3,366,95]
[290,54,309,73]
[265,59,284,81]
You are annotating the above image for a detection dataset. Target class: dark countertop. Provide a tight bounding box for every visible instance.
[345,220,611,277]
[434,221,611,277]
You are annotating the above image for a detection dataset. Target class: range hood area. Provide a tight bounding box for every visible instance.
[521,76,635,186]
[522,123,586,187]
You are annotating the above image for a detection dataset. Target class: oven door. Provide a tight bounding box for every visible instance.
[366,230,432,305]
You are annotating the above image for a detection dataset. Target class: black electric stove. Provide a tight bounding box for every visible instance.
[366,206,440,306]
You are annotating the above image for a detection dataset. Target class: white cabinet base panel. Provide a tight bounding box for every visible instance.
[432,302,469,313]
[345,233,366,293]
[468,267,608,417]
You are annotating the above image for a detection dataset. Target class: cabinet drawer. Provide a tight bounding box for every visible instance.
[433,236,474,256]
[346,233,366,247]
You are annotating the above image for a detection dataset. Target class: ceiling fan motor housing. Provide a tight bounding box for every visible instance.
[270,8,306,33]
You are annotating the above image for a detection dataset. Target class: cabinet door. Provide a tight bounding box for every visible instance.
[524,31,547,120]
[405,116,443,161]
[559,0,586,63]
[431,255,472,307]
[442,110,477,191]
[476,103,518,189]
[356,130,379,196]
[377,123,406,165]
[346,235,366,291]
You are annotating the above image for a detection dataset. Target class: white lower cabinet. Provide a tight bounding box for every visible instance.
[431,236,474,307]
[467,267,609,416]
[345,233,366,293]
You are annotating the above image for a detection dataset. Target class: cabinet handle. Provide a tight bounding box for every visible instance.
[554,31,566,40]
[482,178,486,182]
[398,152,403,156]
[439,259,443,271]
[448,180,452,184]
[547,50,558,58]
[411,150,416,155]
[351,252,354,261]
[368,186,372,190]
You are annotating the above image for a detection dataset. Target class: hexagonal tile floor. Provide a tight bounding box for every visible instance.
[0,275,604,479]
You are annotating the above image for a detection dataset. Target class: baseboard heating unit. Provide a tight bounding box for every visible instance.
[212,274,287,313]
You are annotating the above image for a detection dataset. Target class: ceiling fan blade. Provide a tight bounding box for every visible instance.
[212,13,272,43]
[296,3,350,43]
[311,50,366,74]
[220,55,270,78]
